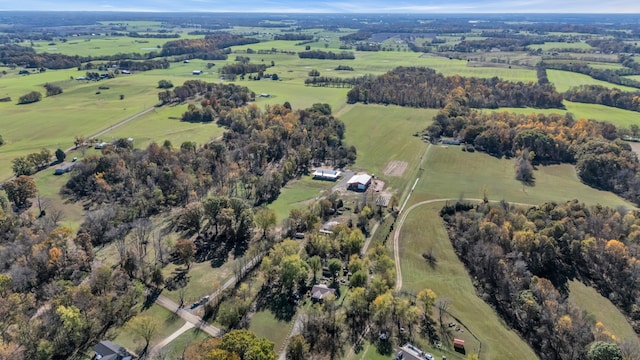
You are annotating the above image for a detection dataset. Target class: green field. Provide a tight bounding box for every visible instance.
[248,310,293,352]
[528,41,592,51]
[339,104,433,193]
[568,280,640,348]
[547,69,639,92]
[160,328,210,358]
[412,145,633,209]
[501,100,640,129]
[268,175,336,222]
[398,203,538,360]
[113,304,185,354]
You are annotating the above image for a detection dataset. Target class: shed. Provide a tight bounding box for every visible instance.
[313,169,341,181]
[192,70,202,75]
[93,340,133,360]
[310,284,336,301]
[120,70,131,74]
[454,338,465,351]
[347,174,372,191]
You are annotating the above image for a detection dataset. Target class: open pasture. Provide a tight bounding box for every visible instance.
[500,100,640,129]
[568,280,640,349]
[412,145,633,209]
[398,203,538,360]
[528,41,593,51]
[547,69,639,92]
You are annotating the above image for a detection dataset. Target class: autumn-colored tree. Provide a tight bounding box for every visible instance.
[174,239,196,270]
[127,315,159,353]
[286,335,310,360]
[3,175,37,208]
[254,207,277,238]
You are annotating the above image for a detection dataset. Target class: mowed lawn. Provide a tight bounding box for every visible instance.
[339,104,433,193]
[412,145,633,209]
[248,310,293,353]
[548,69,639,92]
[113,304,185,355]
[398,203,538,360]
[160,328,210,359]
[268,175,335,223]
[568,280,640,349]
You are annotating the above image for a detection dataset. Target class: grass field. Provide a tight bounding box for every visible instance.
[268,175,336,222]
[528,42,593,51]
[547,69,639,92]
[568,280,640,348]
[248,310,293,352]
[339,104,433,193]
[113,304,185,354]
[500,100,640,129]
[412,145,633,209]
[398,203,538,360]
[33,170,85,230]
[161,257,234,305]
[160,328,210,359]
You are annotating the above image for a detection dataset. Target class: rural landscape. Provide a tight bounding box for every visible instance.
[2,8,640,360]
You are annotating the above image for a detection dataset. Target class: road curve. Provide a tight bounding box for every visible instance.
[393,198,535,291]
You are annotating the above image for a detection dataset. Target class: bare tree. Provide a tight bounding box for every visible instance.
[132,219,153,262]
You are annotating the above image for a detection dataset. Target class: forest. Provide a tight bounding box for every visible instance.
[346,66,564,109]
[160,33,259,59]
[563,85,640,113]
[441,200,640,359]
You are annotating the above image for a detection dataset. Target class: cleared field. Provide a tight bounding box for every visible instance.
[161,257,234,305]
[339,104,433,193]
[268,175,335,222]
[568,280,640,348]
[398,203,538,360]
[248,310,293,352]
[33,170,85,230]
[104,104,226,148]
[528,41,592,51]
[412,145,633,209]
[548,69,639,92]
[501,101,640,129]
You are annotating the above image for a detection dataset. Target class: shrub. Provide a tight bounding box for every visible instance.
[18,91,42,104]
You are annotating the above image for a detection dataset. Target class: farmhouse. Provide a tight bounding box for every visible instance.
[310,284,336,301]
[395,343,434,360]
[347,173,372,191]
[312,168,341,181]
[192,70,203,75]
[93,340,133,360]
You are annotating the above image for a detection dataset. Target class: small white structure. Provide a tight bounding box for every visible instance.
[313,169,341,181]
[192,70,202,75]
[347,174,372,191]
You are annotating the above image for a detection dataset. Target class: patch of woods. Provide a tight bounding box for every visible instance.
[273,33,313,41]
[346,66,564,109]
[184,329,276,360]
[0,44,82,69]
[564,85,640,113]
[17,90,42,104]
[158,79,254,106]
[0,201,142,359]
[425,94,640,205]
[298,50,355,60]
[160,32,259,59]
[441,200,640,360]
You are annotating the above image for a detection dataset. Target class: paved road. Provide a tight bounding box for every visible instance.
[155,295,222,337]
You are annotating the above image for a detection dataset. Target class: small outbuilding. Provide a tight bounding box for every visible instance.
[347,174,372,191]
[93,340,133,360]
[310,284,336,301]
[313,169,341,181]
[453,338,465,354]
[192,70,202,75]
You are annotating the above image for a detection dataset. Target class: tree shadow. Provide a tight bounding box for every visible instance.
[142,288,162,310]
[255,286,297,322]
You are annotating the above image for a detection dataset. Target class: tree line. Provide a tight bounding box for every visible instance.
[426,95,640,205]
[564,84,640,113]
[158,79,255,105]
[441,200,640,359]
[274,33,313,41]
[160,32,259,59]
[298,50,355,60]
[346,66,564,109]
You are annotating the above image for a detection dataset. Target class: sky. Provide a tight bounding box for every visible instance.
[0,0,639,13]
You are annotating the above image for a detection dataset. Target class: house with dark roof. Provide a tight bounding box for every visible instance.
[93,340,133,360]
[310,284,336,301]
